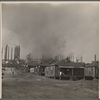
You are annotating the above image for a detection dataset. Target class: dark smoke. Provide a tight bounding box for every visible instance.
[2,3,99,62]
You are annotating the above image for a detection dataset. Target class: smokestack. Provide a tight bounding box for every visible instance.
[8,46,9,60]
[76,57,77,62]
[5,45,8,61]
[11,48,13,60]
[94,54,96,62]
[2,47,3,59]
[76,57,79,62]
[19,45,20,59]
[14,47,15,60]
[70,56,72,61]
[81,56,83,63]
[60,55,62,60]
[73,56,74,62]
[33,54,35,61]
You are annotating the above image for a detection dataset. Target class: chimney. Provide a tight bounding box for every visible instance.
[73,56,74,62]
[76,57,79,62]
[11,48,13,61]
[69,56,71,61]
[94,54,96,62]
[2,47,3,59]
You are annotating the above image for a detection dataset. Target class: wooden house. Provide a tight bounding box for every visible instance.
[85,61,99,80]
[55,59,85,80]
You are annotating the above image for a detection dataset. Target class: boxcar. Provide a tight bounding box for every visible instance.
[45,65,60,79]
[45,67,50,78]
[48,67,50,77]
[45,67,48,77]
[45,67,49,77]
[50,65,59,79]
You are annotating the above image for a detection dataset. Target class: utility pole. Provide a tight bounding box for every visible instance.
[94,54,96,62]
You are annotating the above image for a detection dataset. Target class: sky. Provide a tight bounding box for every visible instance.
[2,2,99,63]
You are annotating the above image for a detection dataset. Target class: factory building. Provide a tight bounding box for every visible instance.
[14,45,20,60]
[4,45,9,61]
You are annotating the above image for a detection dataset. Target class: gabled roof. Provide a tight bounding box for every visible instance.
[55,59,85,68]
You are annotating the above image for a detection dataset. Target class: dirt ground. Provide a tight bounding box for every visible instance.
[2,67,99,99]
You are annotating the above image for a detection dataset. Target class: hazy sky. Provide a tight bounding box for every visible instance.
[2,2,99,63]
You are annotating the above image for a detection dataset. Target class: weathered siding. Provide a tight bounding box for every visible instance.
[50,65,59,78]
[85,67,95,78]
[73,68,84,77]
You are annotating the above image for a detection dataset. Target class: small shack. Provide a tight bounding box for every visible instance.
[85,61,99,80]
[45,66,51,78]
[55,58,85,80]
[45,58,85,80]
[45,64,60,79]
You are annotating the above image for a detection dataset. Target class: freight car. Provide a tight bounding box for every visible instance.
[45,64,59,79]
[45,66,51,78]
[50,65,60,79]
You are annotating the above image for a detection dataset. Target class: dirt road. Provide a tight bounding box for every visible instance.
[2,68,99,98]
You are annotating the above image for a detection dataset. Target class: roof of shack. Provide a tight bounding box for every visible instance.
[39,63,50,67]
[85,61,99,67]
[55,59,85,68]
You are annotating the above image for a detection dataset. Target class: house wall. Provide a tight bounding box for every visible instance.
[73,68,84,77]
[50,65,59,78]
[34,67,39,74]
[85,67,95,78]
[95,67,99,78]
[45,65,59,78]
[30,68,34,73]
[60,68,72,76]
[45,67,47,77]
